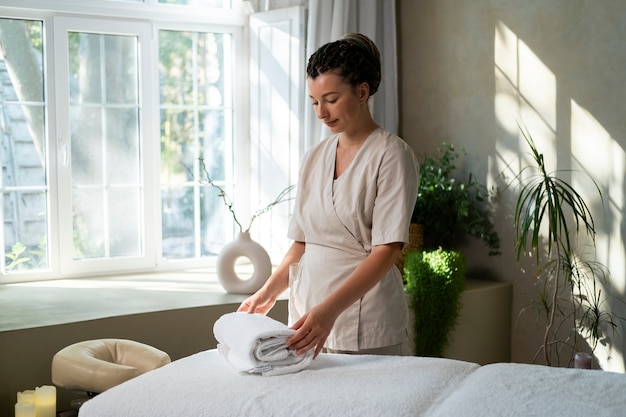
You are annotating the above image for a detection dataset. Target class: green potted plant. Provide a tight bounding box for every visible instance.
[513,125,619,367]
[400,142,500,357]
[404,248,466,357]
[411,142,500,255]
[396,142,499,271]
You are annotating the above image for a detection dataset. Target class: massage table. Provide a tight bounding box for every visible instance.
[78,348,626,417]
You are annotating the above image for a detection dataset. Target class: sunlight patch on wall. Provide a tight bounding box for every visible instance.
[519,49,556,132]
[494,20,522,181]
[608,143,626,294]
[493,21,556,180]
[571,101,610,179]
[571,101,625,294]
[494,21,519,137]
[570,102,623,373]
[493,19,625,372]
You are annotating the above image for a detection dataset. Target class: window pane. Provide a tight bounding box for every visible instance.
[107,108,140,183]
[68,31,142,260]
[0,18,49,274]
[72,188,105,258]
[159,29,233,259]
[161,185,194,258]
[70,106,103,185]
[109,187,141,256]
[160,108,197,169]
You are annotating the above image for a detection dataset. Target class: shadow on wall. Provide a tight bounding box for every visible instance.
[491,8,626,371]
[398,0,626,372]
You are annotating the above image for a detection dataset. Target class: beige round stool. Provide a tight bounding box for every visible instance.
[52,339,171,394]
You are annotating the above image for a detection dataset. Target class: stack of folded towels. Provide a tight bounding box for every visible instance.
[213,312,314,377]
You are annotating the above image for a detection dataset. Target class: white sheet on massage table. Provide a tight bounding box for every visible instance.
[426,361,626,417]
[78,349,626,417]
[78,349,480,417]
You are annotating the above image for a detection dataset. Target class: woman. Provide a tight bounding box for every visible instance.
[238,33,419,359]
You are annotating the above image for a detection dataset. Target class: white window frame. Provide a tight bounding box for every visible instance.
[0,1,303,283]
[154,20,249,271]
[51,17,158,276]
[0,2,249,282]
[248,7,304,259]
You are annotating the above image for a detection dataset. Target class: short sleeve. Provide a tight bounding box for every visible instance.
[370,139,419,246]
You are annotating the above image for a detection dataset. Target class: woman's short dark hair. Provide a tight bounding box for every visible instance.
[306,33,382,96]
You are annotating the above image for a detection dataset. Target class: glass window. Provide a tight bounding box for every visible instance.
[67,31,142,260]
[0,18,48,274]
[0,6,246,281]
[0,2,302,282]
[159,30,235,259]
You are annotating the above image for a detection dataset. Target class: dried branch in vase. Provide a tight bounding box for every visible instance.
[191,158,296,234]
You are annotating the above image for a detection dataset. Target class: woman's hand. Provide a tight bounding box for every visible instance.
[237,241,305,315]
[287,303,339,359]
[237,290,276,315]
[285,243,402,357]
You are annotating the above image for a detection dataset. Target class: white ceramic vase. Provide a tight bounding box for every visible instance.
[216,231,271,294]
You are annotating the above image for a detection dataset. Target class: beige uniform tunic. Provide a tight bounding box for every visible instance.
[287,128,419,351]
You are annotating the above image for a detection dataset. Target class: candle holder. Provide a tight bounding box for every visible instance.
[574,352,593,369]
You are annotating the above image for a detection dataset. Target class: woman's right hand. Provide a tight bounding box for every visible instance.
[237,241,304,315]
[237,289,276,315]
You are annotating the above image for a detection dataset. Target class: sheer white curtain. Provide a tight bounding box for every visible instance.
[304,0,399,148]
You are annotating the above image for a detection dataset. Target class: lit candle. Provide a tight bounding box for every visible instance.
[34,386,56,417]
[15,401,35,417]
[17,390,35,404]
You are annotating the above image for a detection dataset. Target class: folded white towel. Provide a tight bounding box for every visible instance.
[213,312,314,376]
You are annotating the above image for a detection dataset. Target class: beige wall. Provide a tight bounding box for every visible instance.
[398,0,626,371]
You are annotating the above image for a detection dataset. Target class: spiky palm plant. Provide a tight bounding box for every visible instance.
[514,125,617,366]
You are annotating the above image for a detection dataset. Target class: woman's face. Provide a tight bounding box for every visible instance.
[307,71,368,134]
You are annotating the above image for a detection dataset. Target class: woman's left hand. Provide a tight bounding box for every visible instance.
[287,305,337,359]
[286,243,402,358]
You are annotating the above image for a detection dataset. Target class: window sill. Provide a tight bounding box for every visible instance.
[0,269,282,332]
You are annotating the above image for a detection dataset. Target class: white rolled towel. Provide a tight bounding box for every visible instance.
[213,312,314,376]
